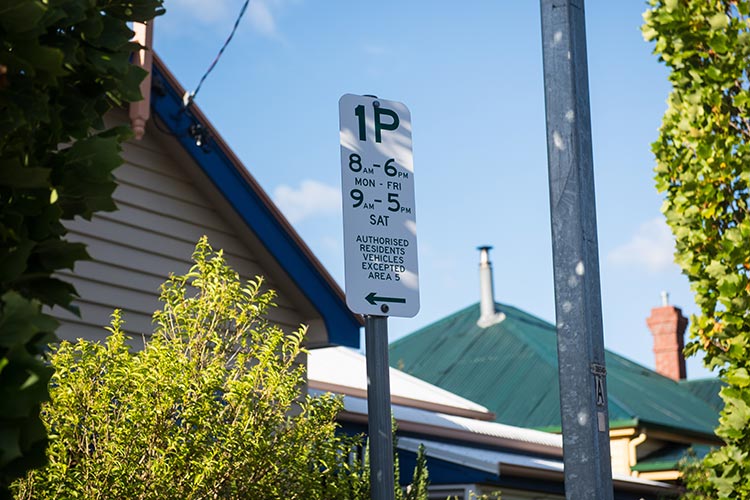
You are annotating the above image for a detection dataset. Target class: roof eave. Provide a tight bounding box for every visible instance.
[148,54,363,346]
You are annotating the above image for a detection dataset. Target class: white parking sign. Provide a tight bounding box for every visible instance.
[339,94,419,317]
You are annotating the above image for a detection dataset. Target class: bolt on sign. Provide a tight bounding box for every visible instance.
[339,94,419,318]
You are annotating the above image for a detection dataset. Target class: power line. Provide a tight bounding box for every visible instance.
[184,0,251,107]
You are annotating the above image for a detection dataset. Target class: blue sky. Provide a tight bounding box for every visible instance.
[154,1,713,379]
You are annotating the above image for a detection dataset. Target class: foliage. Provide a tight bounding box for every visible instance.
[352,427,430,500]
[644,0,750,496]
[0,0,164,489]
[11,238,429,499]
[400,443,429,500]
[447,491,501,500]
[679,449,716,500]
[342,418,431,500]
[389,426,429,500]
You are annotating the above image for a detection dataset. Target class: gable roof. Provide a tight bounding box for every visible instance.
[147,55,362,348]
[389,302,720,438]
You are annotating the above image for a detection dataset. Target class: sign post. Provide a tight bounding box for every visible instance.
[339,94,419,500]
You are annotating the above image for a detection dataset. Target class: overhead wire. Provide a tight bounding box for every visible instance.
[183,0,251,107]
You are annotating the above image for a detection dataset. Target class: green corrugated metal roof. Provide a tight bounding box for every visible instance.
[680,377,725,413]
[389,302,719,437]
[631,444,714,472]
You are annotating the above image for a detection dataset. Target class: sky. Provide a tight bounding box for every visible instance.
[154,1,714,379]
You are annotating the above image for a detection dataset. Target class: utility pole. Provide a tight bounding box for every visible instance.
[539,1,614,498]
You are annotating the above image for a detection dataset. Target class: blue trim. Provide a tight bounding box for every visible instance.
[398,449,499,486]
[149,65,360,348]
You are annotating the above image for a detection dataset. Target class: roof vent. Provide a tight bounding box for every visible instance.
[477,246,506,328]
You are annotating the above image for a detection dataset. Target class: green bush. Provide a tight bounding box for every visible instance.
[12,238,429,499]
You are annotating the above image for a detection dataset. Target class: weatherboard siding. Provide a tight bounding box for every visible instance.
[54,128,304,344]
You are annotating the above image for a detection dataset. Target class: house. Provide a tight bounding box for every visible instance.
[389,248,722,482]
[52,22,361,354]
[308,346,678,499]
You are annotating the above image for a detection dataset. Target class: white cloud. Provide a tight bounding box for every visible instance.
[248,1,277,36]
[164,0,234,25]
[273,180,341,224]
[164,0,294,38]
[319,236,341,253]
[608,217,676,272]
[363,45,386,56]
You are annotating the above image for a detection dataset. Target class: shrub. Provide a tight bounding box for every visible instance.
[12,238,430,499]
[13,239,357,499]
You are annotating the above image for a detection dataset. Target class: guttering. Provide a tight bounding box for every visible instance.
[628,432,647,475]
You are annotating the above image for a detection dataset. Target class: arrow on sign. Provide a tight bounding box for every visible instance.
[365,292,406,306]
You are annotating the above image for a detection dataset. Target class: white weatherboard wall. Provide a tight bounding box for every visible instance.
[53,110,320,347]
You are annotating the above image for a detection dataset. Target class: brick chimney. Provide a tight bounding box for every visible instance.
[646,292,688,381]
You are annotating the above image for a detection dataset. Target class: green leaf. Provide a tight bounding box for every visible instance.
[709,12,729,31]
[33,240,89,272]
[13,43,66,78]
[0,426,23,468]
[709,34,728,54]
[0,239,34,283]
[706,260,726,280]
[718,274,741,296]
[0,292,56,347]
[727,368,750,388]
[96,14,136,51]
[18,277,78,310]
[118,64,148,102]
[642,26,658,42]
[0,165,50,189]
[0,0,46,33]
[0,345,53,420]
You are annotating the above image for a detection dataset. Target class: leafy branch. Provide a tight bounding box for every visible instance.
[0,0,164,491]
[644,0,750,496]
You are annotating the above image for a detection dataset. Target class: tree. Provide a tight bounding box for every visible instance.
[644,1,750,496]
[11,238,429,500]
[0,0,164,490]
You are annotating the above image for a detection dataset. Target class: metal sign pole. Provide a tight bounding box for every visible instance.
[539,1,614,498]
[365,315,395,500]
[339,93,416,500]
